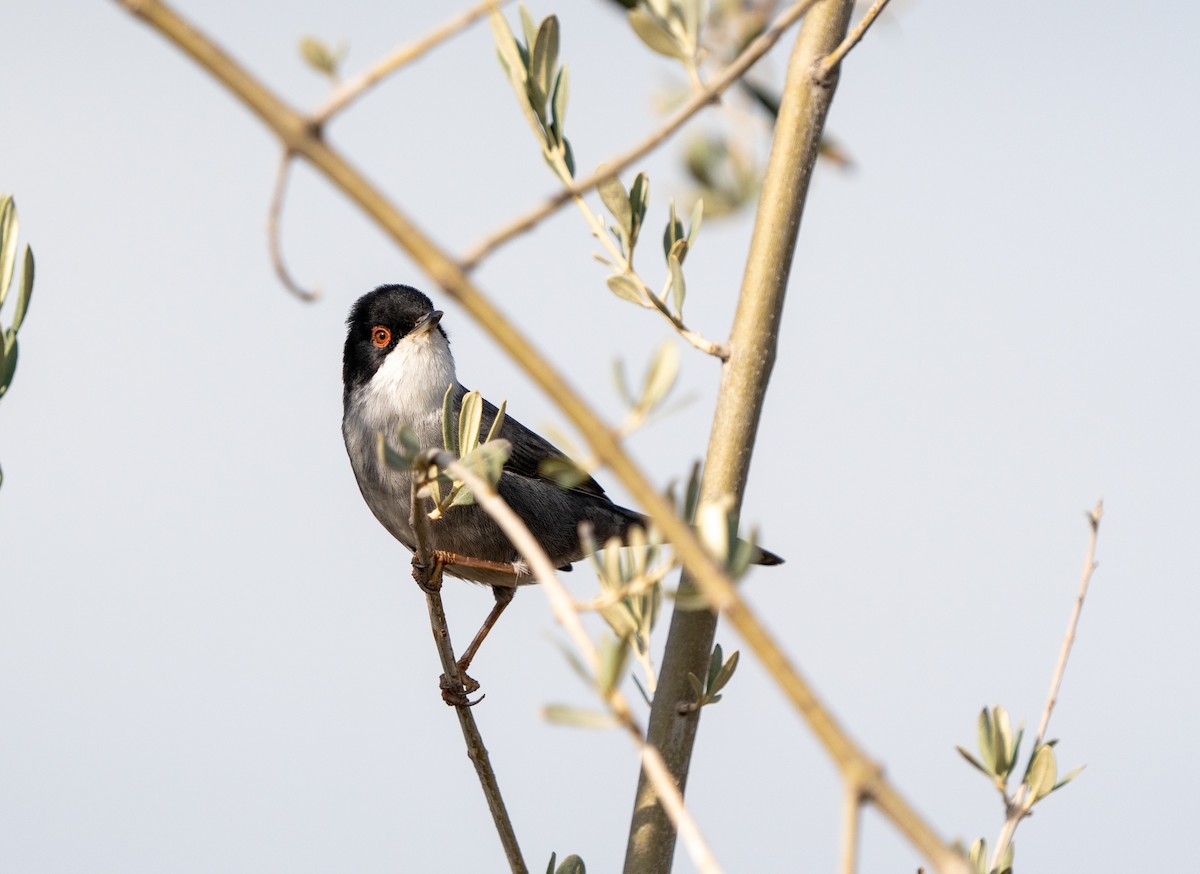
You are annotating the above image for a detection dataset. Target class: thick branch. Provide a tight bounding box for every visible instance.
[118,5,963,872]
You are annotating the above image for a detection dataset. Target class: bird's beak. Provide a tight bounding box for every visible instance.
[413,310,443,336]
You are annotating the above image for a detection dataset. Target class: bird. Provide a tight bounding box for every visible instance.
[341,284,782,685]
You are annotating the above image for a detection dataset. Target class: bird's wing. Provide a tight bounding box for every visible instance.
[471,393,609,499]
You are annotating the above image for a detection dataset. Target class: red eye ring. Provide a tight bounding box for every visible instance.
[371,326,392,348]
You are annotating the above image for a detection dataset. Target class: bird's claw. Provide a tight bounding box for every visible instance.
[440,672,484,707]
[412,558,443,594]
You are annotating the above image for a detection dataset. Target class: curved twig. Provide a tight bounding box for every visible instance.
[814,0,894,83]
[458,0,825,271]
[266,151,320,301]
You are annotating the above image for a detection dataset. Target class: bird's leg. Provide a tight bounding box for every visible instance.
[456,585,517,687]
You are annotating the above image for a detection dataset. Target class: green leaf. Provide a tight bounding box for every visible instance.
[686,671,704,699]
[628,6,689,60]
[597,168,632,237]
[531,15,559,111]
[667,251,686,316]
[597,634,630,694]
[518,3,537,56]
[685,198,703,253]
[299,36,342,78]
[1025,743,1057,802]
[484,399,507,444]
[458,390,483,457]
[683,460,701,523]
[968,838,987,874]
[628,172,649,248]
[550,65,569,146]
[709,649,739,695]
[707,643,723,690]
[539,456,589,489]
[997,841,1014,873]
[441,384,456,454]
[542,705,618,730]
[993,706,1013,780]
[12,245,33,333]
[546,853,557,874]
[662,200,685,258]
[606,275,646,306]
[977,708,996,774]
[639,340,679,413]
[377,430,417,473]
[0,196,18,310]
[1052,763,1085,793]
[0,330,17,398]
[956,746,993,779]
[555,854,587,874]
[1006,725,1025,780]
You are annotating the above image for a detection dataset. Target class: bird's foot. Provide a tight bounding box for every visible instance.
[411,555,444,594]
[439,672,484,707]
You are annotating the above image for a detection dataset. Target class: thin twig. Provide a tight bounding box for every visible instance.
[435,452,722,874]
[458,0,824,271]
[266,151,320,301]
[988,501,1103,871]
[408,466,527,874]
[312,0,511,124]
[814,0,894,82]
[116,6,964,870]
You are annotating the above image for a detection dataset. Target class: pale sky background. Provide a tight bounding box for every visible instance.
[3,1,1198,872]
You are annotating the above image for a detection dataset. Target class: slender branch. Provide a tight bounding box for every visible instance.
[312,0,510,124]
[814,0,893,82]
[548,151,727,359]
[116,6,964,872]
[435,452,722,874]
[408,465,527,874]
[988,501,1103,871]
[266,151,320,301]
[458,0,825,271]
[840,779,863,874]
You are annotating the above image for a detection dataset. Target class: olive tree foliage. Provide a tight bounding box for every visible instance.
[115,2,1097,873]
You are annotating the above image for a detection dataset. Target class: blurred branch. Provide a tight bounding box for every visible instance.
[840,778,864,874]
[407,463,527,874]
[116,4,963,873]
[312,0,511,125]
[814,0,893,82]
[988,501,1103,870]
[459,0,825,271]
[433,450,722,874]
[266,151,320,301]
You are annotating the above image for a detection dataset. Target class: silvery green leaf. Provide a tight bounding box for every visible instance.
[997,841,1014,873]
[640,340,679,413]
[441,384,456,454]
[597,633,630,694]
[977,707,996,774]
[518,3,537,56]
[298,36,341,78]
[458,390,483,457]
[484,399,508,444]
[531,16,559,110]
[0,196,17,310]
[0,331,17,398]
[1025,743,1057,802]
[542,705,618,730]
[377,431,414,472]
[600,601,638,640]
[706,643,723,690]
[683,460,701,523]
[956,746,992,779]
[597,168,632,237]
[604,535,624,586]
[491,9,526,82]
[539,456,589,489]
[668,251,686,316]
[550,65,569,146]
[968,838,987,874]
[562,137,576,178]
[629,172,649,247]
[710,649,739,695]
[606,275,646,306]
[628,6,690,60]
[993,706,1013,778]
[678,0,702,55]
[546,853,557,874]
[555,853,587,874]
[1006,725,1025,780]
[685,198,703,252]
[12,246,33,333]
[662,201,685,258]
[1052,763,1084,793]
[686,671,704,699]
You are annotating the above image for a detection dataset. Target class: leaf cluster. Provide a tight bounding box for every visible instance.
[680,643,739,713]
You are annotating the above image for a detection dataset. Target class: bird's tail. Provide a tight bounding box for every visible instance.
[612,507,785,567]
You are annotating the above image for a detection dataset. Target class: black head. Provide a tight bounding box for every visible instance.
[342,284,449,395]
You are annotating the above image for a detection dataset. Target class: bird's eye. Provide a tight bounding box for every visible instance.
[371,326,392,348]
